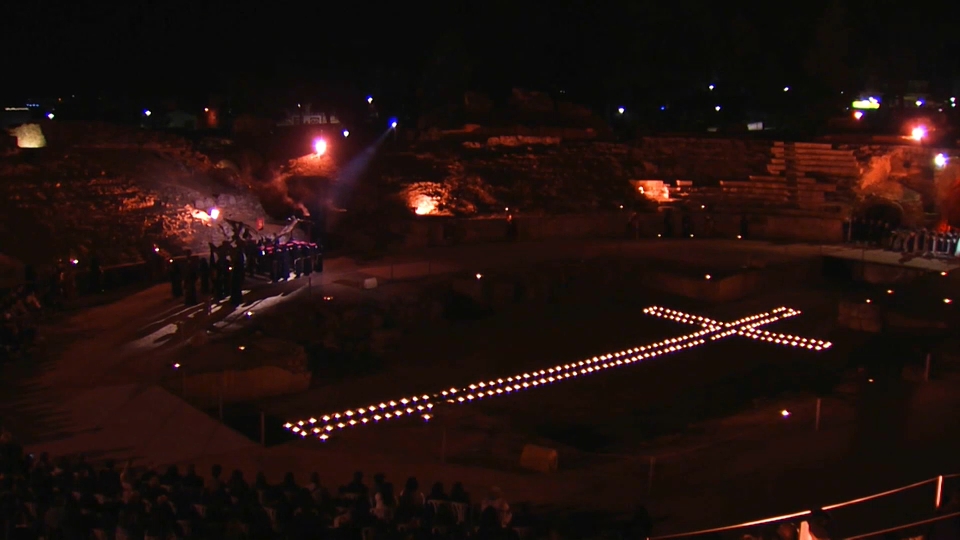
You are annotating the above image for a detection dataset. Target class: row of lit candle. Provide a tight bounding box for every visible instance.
[285,305,830,441]
[737,327,832,350]
[710,311,800,340]
[295,308,776,431]
[642,306,721,328]
[287,324,723,437]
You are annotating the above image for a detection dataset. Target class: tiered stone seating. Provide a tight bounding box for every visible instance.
[767,142,861,179]
[679,142,854,211]
[717,177,836,208]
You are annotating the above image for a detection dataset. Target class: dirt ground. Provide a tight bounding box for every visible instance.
[4,238,960,537]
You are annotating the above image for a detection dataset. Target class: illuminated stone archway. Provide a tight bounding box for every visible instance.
[857,199,904,228]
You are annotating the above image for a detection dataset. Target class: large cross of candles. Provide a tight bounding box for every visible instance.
[285,306,832,441]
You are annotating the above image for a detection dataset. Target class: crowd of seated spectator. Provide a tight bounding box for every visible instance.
[0,431,541,540]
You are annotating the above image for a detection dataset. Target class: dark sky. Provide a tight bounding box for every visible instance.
[3,0,959,103]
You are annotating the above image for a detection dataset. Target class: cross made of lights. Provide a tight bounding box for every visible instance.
[285,305,832,440]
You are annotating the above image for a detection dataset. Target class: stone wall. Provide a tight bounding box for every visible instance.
[387,136,959,226]
[394,211,844,248]
[837,300,883,332]
[631,137,772,182]
[840,143,959,225]
[182,366,312,405]
[642,260,820,303]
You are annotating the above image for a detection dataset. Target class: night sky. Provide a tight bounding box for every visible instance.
[3,0,960,105]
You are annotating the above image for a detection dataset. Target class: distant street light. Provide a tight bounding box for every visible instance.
[314,138,327,156]
[853,111,864,120]
[390,121,398,129]
[204,107,209,112]
[46,113,54,120]
[708,84,715,91]
[911,126,927,141]
[143,109,152,117]
[715,105,722,112]
[342,129,350,138]
[916,99,924,107]
[367,96,374,104]
[617,106,625,114]
[935,153,947,168]
[783,86,790,92]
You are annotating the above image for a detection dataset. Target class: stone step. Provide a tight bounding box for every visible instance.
[769,160,860,171]
[723,180,836,192]
[745,175,817,184]
[771,152,857,163]
[773,141,835,150]
[770,151,857,163]
[767,164,859,177]
[719,189,829,199]
[748,175,816,184]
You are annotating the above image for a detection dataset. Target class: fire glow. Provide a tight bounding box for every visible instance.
[314,138,327,156]
[285,305,832,440]
[190,207,220,223]
[412,195,439,215]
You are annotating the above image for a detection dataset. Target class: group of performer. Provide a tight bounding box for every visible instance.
[885,227,960,257]
[0,286,41,363]
[845,217,960,257]
[169,238,323,307]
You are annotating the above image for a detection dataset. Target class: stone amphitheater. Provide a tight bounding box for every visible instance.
[2,120,958,274]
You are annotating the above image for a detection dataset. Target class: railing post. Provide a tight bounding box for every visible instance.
[936,475,944,509]
[648,456,656,497]
[815,398,822,431]
[260,410,266,447]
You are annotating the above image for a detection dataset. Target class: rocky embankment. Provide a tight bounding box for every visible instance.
[0,122,266,268]
[374,137,772,215]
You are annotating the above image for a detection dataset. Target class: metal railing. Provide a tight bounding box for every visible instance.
[845,511,960,540]
[650,473,960,540]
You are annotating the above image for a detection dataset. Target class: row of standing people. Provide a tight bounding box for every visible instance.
[169,240,322,307]
[0,286,41,363]
[886,227,960,257]
[845,217,960,256]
